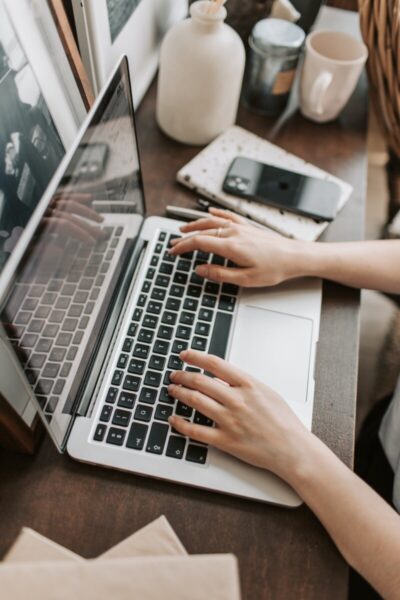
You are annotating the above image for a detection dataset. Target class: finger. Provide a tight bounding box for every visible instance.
[168,234,231,258]
[52,192,93,204]
[169,369,233,405]
[54,200,103,223]
[178,216,230,236]
[209,206,248,225]
[168,415,222,446]
[168,383,226,424]
[43,217,96,245]
[181,349,249,387]
[195,263,247,284]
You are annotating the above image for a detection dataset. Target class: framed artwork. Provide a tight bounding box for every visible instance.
[0,0,86,447]
[72,0,188,106]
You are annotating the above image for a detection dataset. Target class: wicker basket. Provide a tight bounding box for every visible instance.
[359,0,400,157]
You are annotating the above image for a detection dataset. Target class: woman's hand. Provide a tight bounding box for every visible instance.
[168,349,313,484]
[169,207,312,288]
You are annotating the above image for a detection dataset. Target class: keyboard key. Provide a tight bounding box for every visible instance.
[133,308,143,321]
[179,312,195,326]
[84,301,96,315]
[202,295,216,308]
[128,358,145,375]
[146,422,169,454]
[151,288,166,301]
[186,444,208,464]
[123,338,133,352]
[163,251,175,263]
[144,371,162,387]
[36,339,52,353]
[157,325,173,340]
[198,309,213,322]
[30,284,46,298]
[191,337,207,351]
[134,404,153,422]
[143,315,158,329]
[208,312,232,359]
[28,319,45,333]
[155,275,170,288]
[146,267,156,279]
[205,282,220,295]
[153,339,170,355]
[22,298,38,311]
[187,285,202,298]
[176,326,191,340]
[123,375,141,392]
[128,323,138,337]
[149,355,166,371]
[100,405,113,422]
[118,392,136,409]
[112,370,124,386]
[195,322,210,336]
[211,254,225,265]
[55,332,72,346]
[106,387,118,404]
[194,411,213,427]
[137,294,147,307]
[155,404,173,422]
[166,436,186,459]
[62,318,79,332]
[150,255,159,267]
[148,301,162,314]
[172,340,188,354]
[173,271,188,285]
[126,422,148,450]
[61,284,76,296]
[190,272,203,286]
[155,243,163,254]
[197,251,209,261]
[112,409,131,427]
[162,311,177,326]
[170,285,184,298]
[94,423,107,442]
[158,231,167,241]
[74,291,88,304]
[132,343,149,359]
[183,298,198,312]
[142,280,151,294]
[35,306,51,319]
[66,346,78,360]
[29,354,46,369]
[168,355,183,370]
[73,331,83,345]
[159,387,174,404]
[222,283,239,296]
[138,329,154,344]
[166,297,181,311]
[219,295,236,312]
[42,292,57,305]
[159,262,173,275]
[117,354,129,369]
[60,363,72,378]
[176,401,193,418]
[106,427,126,446]
[163,370,173,385]
[176,259,191,272]
[139,387,158,404]
[21,334,38,348]
[42,363,60,378]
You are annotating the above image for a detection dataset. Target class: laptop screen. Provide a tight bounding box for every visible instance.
[0,57,145,449]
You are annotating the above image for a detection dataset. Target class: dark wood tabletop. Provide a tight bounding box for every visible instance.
[0,9,368,600]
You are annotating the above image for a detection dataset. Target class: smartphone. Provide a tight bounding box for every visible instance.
[223,157,342,221]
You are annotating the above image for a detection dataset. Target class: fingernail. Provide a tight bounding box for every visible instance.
[196,264,208,277]
[179,350,188,358]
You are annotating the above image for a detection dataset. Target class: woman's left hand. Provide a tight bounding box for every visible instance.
[168,349,312,484]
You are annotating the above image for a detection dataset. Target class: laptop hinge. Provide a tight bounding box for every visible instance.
[74,239,147,418]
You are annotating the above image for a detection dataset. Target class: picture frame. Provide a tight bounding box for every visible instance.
[72,0,188,107]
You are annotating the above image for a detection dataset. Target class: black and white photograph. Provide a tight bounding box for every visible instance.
[0,2,65,271]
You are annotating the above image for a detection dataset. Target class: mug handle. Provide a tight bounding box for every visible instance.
[309,71,333,116]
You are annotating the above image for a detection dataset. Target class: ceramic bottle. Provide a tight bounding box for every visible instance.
[156,0,245,145]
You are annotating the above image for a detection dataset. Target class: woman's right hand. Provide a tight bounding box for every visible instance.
[169,207,312,288]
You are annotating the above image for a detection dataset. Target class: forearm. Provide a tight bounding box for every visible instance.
[289,434,400,599]
[294,240,400,294]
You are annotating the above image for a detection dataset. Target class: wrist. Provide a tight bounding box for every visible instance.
[287,241,333,281]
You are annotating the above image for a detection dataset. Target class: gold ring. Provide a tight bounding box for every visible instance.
[217,227,223,238]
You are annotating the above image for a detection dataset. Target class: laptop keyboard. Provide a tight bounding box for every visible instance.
[93,231,239,465]
[4,226,123,422]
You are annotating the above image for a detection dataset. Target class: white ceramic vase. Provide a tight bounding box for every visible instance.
[156,0,245,145]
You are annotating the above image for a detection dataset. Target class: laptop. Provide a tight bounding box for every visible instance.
[0,57,321,507]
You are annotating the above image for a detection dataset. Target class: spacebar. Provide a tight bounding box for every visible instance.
[208,312,233,359]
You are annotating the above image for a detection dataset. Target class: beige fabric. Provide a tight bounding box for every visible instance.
[4,516,186,563]
[0,555,241,600]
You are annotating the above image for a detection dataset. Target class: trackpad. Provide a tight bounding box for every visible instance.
[229,305,313,405]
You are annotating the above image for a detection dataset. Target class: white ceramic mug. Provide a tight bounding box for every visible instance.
[300,29,368,123]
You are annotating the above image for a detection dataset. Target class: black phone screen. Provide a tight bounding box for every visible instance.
[223,157,342,221]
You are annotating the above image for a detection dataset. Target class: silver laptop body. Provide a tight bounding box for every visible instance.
[0,57,321,507]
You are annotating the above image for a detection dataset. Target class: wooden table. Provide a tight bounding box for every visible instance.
[0,8,368,599]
